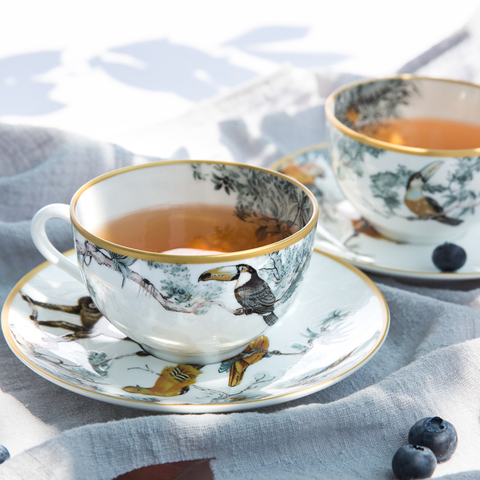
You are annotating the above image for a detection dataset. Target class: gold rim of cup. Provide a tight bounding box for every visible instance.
[325,74,480,157]
[70,159,319,264]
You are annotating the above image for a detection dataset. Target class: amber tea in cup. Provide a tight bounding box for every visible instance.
[94,204,298,255]
[358,117,480,150]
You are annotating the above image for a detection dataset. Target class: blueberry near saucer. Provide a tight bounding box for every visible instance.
[392,444,437,480]
[0,445,10,464]
[432,243,466,272]
[408,417,457,463]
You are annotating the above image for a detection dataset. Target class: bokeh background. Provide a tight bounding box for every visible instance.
[1,0,479,157]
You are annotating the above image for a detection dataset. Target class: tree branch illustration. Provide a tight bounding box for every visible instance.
[10,329,109,388]
[261,257,283,283]
[75,239,239,315]
[218,348,304,374]
[192,373,272,401]
[273,252,311,305]
[361,196,480,221]
[217,310,350,371]
[400,198,480,221]
[440,198,480,216]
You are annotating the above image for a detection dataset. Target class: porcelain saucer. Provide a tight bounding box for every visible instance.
[2,250,388,413]
[272,144,480,280]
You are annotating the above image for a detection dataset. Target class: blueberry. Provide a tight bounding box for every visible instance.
[392,444,437,479]
[432,243,466,272]
[408,416,457,463]
[0,445,10,464]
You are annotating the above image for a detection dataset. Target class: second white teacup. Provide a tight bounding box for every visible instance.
[326,75,480,244]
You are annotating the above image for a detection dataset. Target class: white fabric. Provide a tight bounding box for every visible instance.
[2,22,480,480]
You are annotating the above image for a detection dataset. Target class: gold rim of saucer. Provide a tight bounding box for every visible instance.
[70,160,319,264]
[0,248,389,411]
[325,74,480,157]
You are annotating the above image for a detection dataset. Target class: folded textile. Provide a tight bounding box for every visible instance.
[1,55,480,479]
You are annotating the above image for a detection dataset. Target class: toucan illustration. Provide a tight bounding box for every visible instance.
[198,264,278,326]
[404,161,462,226]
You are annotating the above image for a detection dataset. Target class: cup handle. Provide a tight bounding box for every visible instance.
[31,203,83,282]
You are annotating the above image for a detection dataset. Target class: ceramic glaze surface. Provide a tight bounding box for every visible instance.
[74,228,315,363]
[32,161,318,365]
[1,250,389,413]
[326,76,480,244]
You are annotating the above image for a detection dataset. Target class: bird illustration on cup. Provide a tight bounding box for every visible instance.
[404,161,462,226]
[198,264,278,326]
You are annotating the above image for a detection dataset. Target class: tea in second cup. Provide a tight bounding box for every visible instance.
[326,75,480,244]
[31,160,318,364]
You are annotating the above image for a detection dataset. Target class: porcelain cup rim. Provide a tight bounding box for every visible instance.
[325,74,480,157]
[70,159,319,264]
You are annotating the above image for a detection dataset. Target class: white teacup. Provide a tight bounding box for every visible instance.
[325,75,480,244]
[31,160,318,364]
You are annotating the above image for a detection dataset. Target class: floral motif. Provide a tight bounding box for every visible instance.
[192,163,313,241]
[329,79,420,177]
[443,156,480,216]
[332,132,385,177]
[107,252,137,287]
[369,158,480,221]
[370,165,414,214]
[334,78,419,130]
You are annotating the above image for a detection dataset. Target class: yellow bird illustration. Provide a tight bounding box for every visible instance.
[123,364,203,397]
[278,158,324,186]
[221,335,269,387]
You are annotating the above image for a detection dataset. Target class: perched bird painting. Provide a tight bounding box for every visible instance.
[404,161,462,226]
[219,335,270,387]
[123,364,203,397]
[198,264,278,326]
